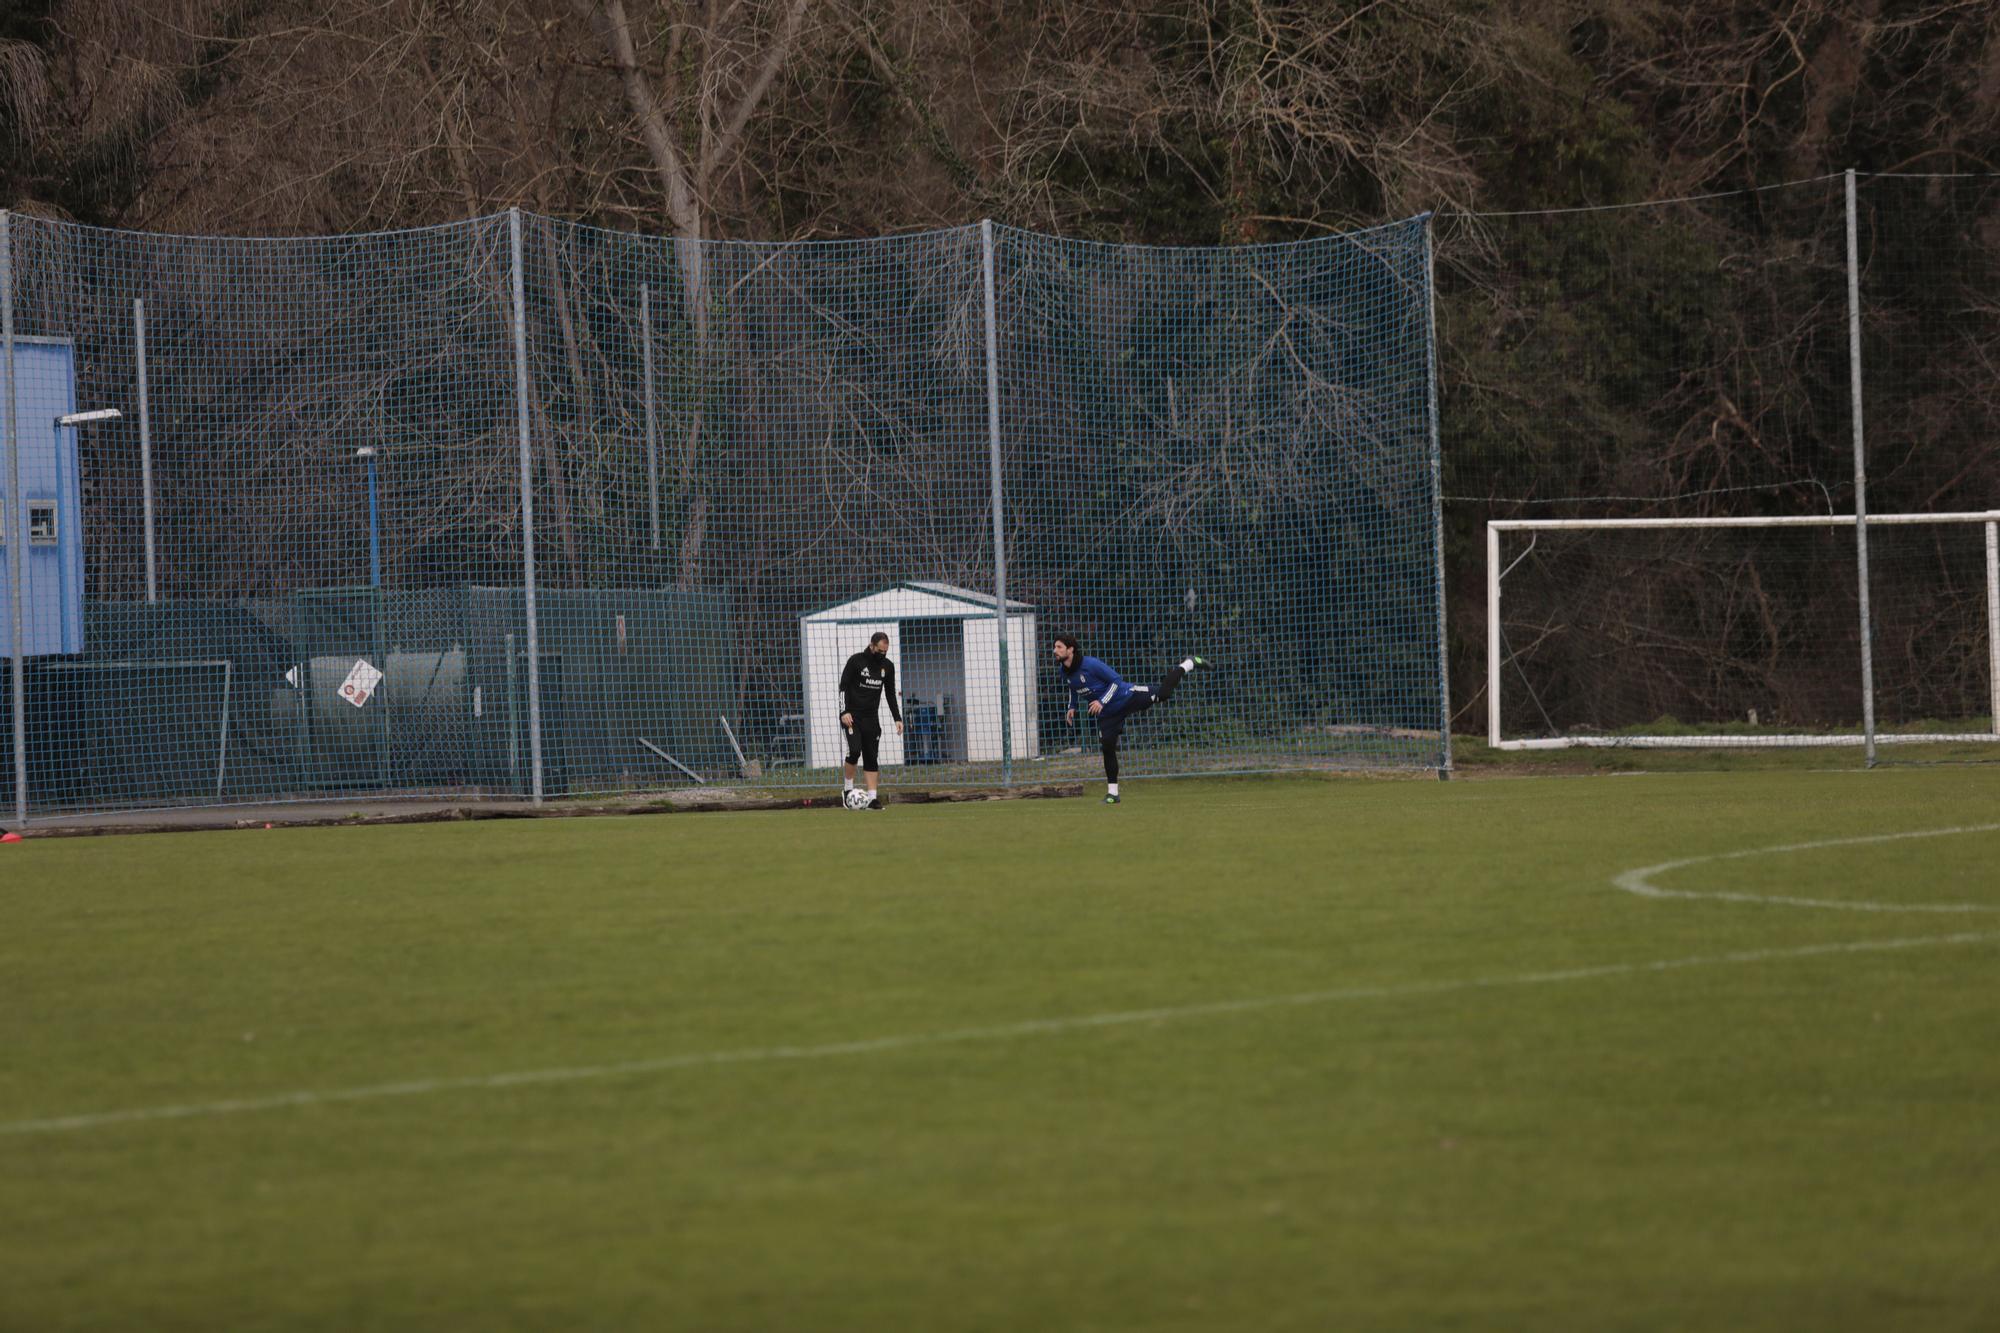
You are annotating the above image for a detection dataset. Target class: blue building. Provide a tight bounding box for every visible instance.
[1,336,85,657]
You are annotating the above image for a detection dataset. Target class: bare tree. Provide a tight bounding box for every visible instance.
[991,0,1518,240]
[566,0,815,239]
[563,0,835,586]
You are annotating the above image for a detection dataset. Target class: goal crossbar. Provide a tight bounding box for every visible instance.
[1486,511,2000,751]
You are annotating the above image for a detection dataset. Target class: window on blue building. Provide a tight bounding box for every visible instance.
[27,502,58,545]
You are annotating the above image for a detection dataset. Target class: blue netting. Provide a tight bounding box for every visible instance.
[0,211,1443,815]
[994,221,1444,777]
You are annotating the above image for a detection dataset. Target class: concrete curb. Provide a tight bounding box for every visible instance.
[4,783,1088,839]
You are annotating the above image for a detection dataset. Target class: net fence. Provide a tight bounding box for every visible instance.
[1,211,1444,815]
[1444,173,2000,756]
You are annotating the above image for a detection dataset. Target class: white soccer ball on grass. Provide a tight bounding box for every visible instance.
[843,787,874,811]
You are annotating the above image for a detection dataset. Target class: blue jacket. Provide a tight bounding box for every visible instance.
[1062,655,1133,718]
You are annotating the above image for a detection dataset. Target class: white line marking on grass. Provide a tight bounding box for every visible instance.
[1614,824,2000,912]
[5,931,1995,1137]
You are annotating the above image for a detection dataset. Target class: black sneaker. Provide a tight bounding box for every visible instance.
[1103,794,1120,805]
[1189,655,1209,671]
[869,797,885,810]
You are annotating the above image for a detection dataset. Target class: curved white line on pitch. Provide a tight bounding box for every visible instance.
[1614,823,2000,912]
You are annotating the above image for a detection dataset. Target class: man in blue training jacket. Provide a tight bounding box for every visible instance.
[1052,632,1206,804]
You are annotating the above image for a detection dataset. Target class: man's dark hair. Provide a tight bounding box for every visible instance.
[1053,632,1080,660]
[869,631,889,647]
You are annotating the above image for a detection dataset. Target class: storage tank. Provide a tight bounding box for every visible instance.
[270,648,468,787]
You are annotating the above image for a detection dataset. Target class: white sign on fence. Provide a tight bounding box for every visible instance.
[339,658,384,708]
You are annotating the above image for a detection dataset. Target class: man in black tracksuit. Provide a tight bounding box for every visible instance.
[839,631,903,809]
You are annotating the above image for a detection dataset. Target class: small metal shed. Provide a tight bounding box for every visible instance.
[798,582,1038,770]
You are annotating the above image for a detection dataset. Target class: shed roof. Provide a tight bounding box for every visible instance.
[799,581,1035,622]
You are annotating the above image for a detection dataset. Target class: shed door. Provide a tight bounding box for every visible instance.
[898,617,967,764]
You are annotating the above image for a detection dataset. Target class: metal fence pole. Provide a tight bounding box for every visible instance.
[1422,215,1453,776]
[979,220,1012,786]
[135,297,158,604]
[1987,521,1999,737]
[1486,523,1502,751]
[362,447,381,588]
[642,283,660,552]
[1845,169,1877,768]
[2,210,23,825]
[509,208,545,803]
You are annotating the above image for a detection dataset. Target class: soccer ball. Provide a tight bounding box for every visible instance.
[843,787,873,811]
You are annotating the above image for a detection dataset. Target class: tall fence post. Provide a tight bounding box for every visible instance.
[1422,215,1453,776]
[509,208,546,803]
[979,220,1012,786]
[2,210,23,825]
[1987,521,1999,737]
[1845,169,1877,768]
[642,283,660,552]
[135,298,158,604]
[1486,523,1502,750]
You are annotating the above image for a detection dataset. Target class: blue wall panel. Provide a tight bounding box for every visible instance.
[2,336,82,657]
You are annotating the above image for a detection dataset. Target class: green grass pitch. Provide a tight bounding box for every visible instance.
[4,768,1998,1331]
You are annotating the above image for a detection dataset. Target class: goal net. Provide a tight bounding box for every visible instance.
[11,657,233,808]
[1487,513,2000,749]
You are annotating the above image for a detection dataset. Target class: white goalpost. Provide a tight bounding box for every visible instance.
[1487,511,2000,751]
